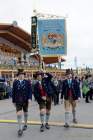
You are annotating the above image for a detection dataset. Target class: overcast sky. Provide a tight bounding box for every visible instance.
[0,0,93,68]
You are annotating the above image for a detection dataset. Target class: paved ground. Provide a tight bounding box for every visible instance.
[0,98,93,140]
[0,123,93,140]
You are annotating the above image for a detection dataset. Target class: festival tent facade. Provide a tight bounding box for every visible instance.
[0,23,66,79]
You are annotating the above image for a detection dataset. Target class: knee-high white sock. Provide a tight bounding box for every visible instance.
[65,112,69,124]
[46,113,50,124]
[24,112,28,125]
[40,113,45,124]
[72,109,76,120]
[17,114,22,130]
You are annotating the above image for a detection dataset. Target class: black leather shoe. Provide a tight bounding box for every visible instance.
[23,125,27,131]
[45,123,50,129]
[40,124,44,132]
[18,129,23,137]
[64,123,69,128]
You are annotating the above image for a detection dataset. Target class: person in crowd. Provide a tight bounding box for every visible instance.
[60,76,66,103]
[12,69,32,136]
[75,76,81,99]
[33,71,55,132]
[82,75,90,103]
[62,71,80,127]
[88,75,93,100]
[6,80,12,98]
[81,76,85,98]
[53,76,60,105]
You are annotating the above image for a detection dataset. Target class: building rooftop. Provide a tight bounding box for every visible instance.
[0,23,31,52]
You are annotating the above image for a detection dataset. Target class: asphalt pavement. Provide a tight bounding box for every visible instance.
[0,98,93,140]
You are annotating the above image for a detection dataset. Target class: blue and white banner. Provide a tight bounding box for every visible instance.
[37,19,67,56]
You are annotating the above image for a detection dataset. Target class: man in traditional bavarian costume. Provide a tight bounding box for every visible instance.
[62,70,80,127]
[12,69,32,136]
[33,71,55,132]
